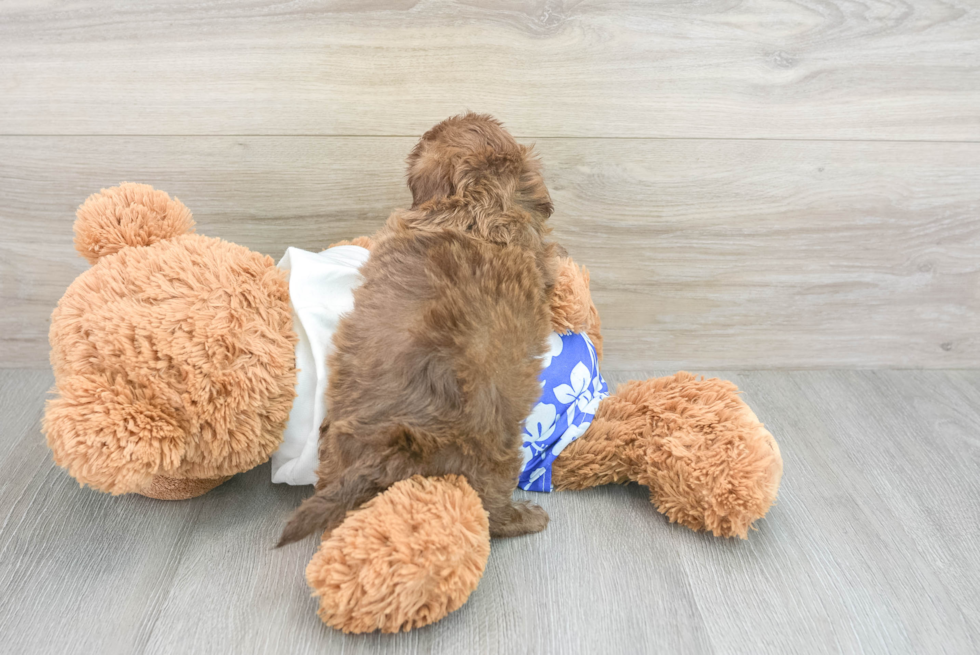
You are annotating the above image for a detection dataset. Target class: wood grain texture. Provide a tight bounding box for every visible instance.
[2,136,978,369]
[1,1,978,139]
[2,369,979,654]
[698,370,980,654]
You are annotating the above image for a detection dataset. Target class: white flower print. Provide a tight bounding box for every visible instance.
[521,442,534,468]
[517,331,610,493]
[524,402,557,443]
[583,333,599,368]
[527,467,546,487]
[553,362,599,413]
[540,332,563,368]
[583,373,606,413]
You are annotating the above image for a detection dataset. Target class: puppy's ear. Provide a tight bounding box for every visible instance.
[515,146,554,220]
[407,145,455,208]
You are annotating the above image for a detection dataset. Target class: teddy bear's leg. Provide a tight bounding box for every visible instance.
[305,475,490,633]
[553,373,782,539]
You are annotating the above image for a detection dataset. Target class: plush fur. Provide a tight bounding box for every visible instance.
[279,114,556,546]
[550,255,603,361]
[306,475,490,633]
[44,185,297,495]
[139,474,232,500]
[73,183,195,264]
[550,373,782,539]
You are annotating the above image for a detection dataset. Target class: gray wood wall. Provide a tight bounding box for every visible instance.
[2,1,978,370]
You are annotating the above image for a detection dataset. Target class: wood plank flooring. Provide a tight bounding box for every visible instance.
[2,369,978,655]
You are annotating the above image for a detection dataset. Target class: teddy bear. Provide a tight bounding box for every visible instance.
[43,181,782,634]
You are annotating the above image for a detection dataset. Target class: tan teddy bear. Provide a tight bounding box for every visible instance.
[44,181,781,634]
[44,183,296,499]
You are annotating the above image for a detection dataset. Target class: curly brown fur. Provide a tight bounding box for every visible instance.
[279,114,556,547]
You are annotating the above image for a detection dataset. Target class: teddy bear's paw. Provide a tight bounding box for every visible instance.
[43,372,190,495]
[649,409,782,539]
[618,373,783,539]
[305,474,490,633]
[74,183,195,264]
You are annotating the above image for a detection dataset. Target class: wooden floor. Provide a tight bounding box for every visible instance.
[2,369,978,654]
[2,1,979,370]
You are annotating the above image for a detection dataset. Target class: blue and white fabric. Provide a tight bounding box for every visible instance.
[518,331,609,492]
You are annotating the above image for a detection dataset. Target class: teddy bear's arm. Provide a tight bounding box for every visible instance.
[326,235,374,250]
[550,256,603,362]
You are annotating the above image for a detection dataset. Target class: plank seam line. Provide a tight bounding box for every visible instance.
[1,135,980,144]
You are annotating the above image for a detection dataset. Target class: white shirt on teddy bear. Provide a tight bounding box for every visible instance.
[271,245,370,485]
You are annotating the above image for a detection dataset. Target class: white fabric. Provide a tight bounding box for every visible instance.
[270,245,371,485]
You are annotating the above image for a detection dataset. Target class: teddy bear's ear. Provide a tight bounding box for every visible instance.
[73,183,195,264]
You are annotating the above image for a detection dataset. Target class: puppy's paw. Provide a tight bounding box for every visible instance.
[491,501,549,538]
[519,502,550,534]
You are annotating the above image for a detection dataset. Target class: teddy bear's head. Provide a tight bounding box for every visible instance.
[44,184,297,498]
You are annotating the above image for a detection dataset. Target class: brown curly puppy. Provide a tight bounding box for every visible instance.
[279,114,557,546]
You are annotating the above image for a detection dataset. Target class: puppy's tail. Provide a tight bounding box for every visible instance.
[276,465,383,547]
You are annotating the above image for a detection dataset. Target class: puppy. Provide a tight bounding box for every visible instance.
[278,113,557,546]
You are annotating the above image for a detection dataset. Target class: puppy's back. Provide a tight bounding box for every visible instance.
[329,228,551,442]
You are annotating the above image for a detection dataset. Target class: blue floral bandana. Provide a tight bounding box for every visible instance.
[518,332,609,492]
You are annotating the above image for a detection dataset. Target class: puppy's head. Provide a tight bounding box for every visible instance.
[405,113,553,242]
